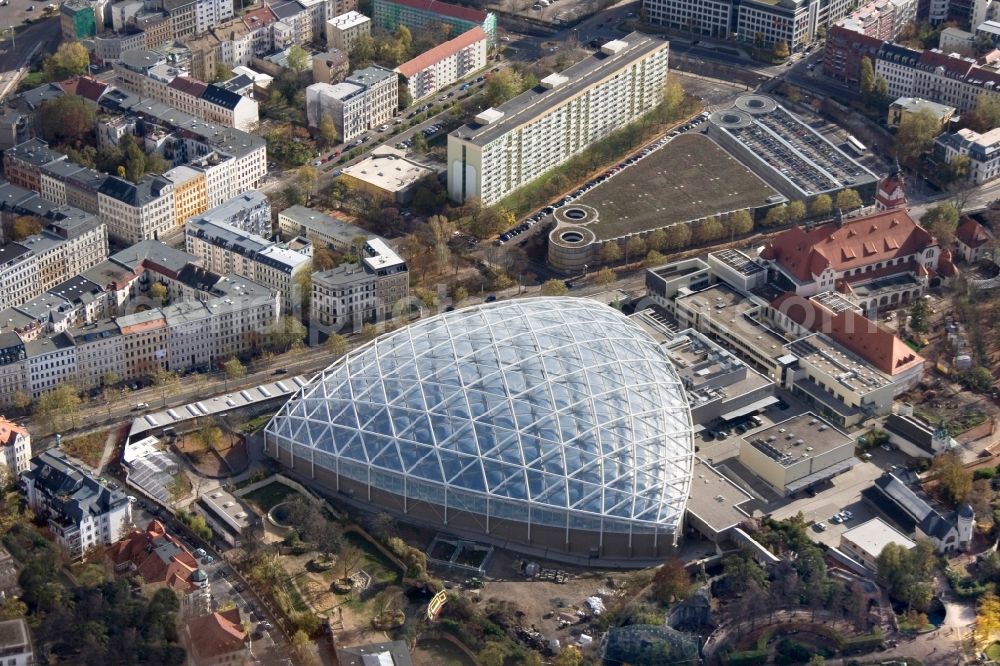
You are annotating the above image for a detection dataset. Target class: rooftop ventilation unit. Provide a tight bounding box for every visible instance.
[602,39,627,54]
[475,108,504,125]
[541,73,568,89]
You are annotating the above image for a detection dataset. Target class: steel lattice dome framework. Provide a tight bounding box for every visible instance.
[265,298,694,561]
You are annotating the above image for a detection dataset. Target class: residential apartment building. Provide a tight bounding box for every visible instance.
[243,5,278,55]
[164,165,209,227]
[373,0,496,45]
[70,320,125,389]
[872,42,1000,113]
[305,66,398,141]
[186,32,222,82]
[195,0,234,34]
[269,0,313,44]
[184,217,311,311]
[3,138,67,192]
[277,205,375,249]
[98,175,177,244]
[192,191,272,238]
[137,12,174,50]
[25,333,77,399]
[447,33,669,205]
[39,161,107,215]
[95,30,149,64]
[311,238,409,332]
[60,0,97,40]
[396,26,487,101]
[935,126,1000,184]
[211,18,254,70]
[0,187,108,313]
[326,10,370,51]
[22,449,132,558]
[313,48,350,84]
[163,0,198,40]
[113,49,259,131]
[0,419,30,477]
[888,96,956,129]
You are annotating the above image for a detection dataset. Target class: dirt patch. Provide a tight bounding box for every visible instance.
[61,430,109,469]
[474,574,618,639]
[175,431,249,477]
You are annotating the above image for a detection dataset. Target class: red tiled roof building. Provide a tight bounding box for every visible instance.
[108,520,210,616]
[759,207,946,315]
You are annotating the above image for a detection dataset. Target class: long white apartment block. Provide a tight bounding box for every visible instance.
[446,33,669,205]
[396,26,487,102]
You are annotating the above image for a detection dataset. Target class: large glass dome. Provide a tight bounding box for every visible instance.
[266,297,694,550]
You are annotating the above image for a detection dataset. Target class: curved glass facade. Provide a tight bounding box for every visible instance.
[266,297,694,546]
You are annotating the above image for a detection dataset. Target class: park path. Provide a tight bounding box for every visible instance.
[94,426,122,474]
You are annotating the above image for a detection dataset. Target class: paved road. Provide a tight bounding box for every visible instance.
[0,16,59,99]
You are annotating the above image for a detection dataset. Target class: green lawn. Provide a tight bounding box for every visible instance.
[574,133,777,241]
[345,532,402,585]
[243,481,300,512]
[240,412,276,434]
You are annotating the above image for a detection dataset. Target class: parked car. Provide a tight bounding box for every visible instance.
[485,295,497,303]
[134,402,149,410]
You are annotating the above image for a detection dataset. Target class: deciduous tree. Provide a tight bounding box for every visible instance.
[223,358,246,380]
[786,200,807,223]
[929,450,972,506]
[860,57,875,98]
[287,45,309,72]
[594,266,616,285]
[664,223,692,250]
[810,194,833,218]
[326,333,348,359]
[35,95,96,147]
[485,67,524,106]
[540,279,569,296]
[920,202,960,245]
[834,188,863,211]
[43,42,89,81]
[763,205,788,227]
[652,558,692,603]
[896,108,941,167]
[317,116,339,147]
[600,242,622,264]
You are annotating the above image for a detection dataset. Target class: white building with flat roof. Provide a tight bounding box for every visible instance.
[738,412,856,495]
[840,517,915,570]
[340,146,435,203]
[198,488,253,546]
[0,619,33,666]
